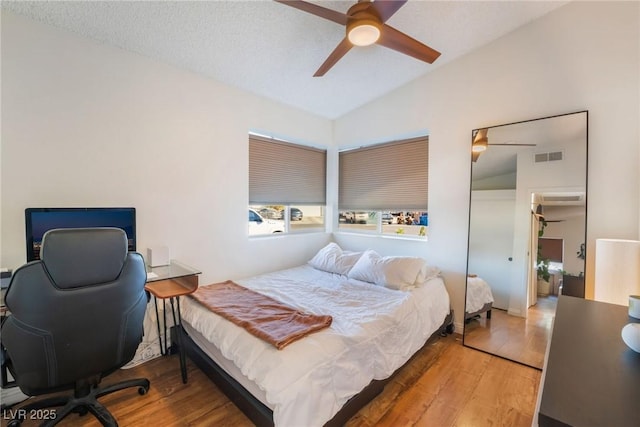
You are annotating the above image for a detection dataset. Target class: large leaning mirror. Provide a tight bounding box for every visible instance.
[463,111,588,369]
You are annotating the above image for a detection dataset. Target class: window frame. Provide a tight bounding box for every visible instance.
[337,209,429,240]
[337,136,429,239]
[248,133,327,237]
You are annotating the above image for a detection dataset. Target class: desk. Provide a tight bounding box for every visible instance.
[537,296,640,426]
[1,269,11,322]
[145,260,200,384]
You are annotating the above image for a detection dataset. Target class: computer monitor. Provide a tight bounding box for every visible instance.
[25,207,136,262]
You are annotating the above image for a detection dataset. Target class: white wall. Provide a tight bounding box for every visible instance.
[0,12,333,284]
[334,1,639,331]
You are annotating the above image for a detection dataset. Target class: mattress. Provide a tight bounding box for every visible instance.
[182,320,269,405]
[180,264,450,427]
[466,276,494,314]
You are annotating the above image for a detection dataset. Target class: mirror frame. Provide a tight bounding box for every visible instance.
[463,111,588,369]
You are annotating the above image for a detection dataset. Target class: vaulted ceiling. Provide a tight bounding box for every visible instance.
[1,1,568,119]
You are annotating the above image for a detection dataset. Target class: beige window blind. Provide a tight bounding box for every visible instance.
[249,134,326,204]
[539,237,564,263]
[339,136,429,210]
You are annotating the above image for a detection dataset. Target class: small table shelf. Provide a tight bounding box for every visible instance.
[144,260,201,384]
[145,274,198,299]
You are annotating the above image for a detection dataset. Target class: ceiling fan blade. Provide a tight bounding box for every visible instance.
[377,24,441,64]
[488,143,537,146]
[473,128,488,144]
[274,0,348,25]
[314,38,353,77]
[370,0,407,22]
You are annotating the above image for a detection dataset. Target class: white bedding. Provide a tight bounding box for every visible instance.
[465,276,494,313]
[180,264,450,427]
[124,298,167,369]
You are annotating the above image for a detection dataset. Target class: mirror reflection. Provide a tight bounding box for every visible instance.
[463,111,588,369]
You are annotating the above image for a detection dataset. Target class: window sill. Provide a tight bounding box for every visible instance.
[249,229,327,239]
[334,231,428,242]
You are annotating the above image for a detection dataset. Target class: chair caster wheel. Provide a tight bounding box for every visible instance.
[138,386,148,395]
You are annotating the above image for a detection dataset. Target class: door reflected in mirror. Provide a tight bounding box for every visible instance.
[463,111,588,369]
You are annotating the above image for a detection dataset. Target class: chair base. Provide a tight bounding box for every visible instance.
[6,377,150,427]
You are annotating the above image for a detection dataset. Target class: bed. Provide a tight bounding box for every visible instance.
[465,275,494,321]
[176,243,452,427]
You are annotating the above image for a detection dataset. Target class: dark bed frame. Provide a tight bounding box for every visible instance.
[176,310,454,427]
[464,302,492,322]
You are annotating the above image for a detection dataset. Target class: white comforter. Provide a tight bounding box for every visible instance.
[465,276,494,313]
[180,265,450,427]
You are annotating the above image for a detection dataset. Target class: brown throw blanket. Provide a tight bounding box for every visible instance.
[190,280,333,350]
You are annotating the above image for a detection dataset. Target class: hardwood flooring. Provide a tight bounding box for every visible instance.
[463,296,557,368]
[2,334,541,427]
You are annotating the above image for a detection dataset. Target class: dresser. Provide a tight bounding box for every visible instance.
[536,296,640,426]
[560,274,585,298]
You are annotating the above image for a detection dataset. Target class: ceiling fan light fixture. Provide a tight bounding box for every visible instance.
[347,19,381,46]
[472,128,489,153]
[472,138,488,153]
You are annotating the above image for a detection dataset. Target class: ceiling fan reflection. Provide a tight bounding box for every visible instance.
[472,128,536,162]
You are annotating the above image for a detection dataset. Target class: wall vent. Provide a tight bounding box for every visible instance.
[535,151,564,163]
[542,195,583,203]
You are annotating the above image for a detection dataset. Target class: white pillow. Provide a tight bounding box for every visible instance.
[346,250,382,284]
[308,242,362,275]
[415,263,441,285]
[348,250,437,290]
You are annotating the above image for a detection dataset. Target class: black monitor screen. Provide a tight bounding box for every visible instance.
[25,207,136,262]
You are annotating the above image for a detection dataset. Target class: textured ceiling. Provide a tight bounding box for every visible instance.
[2,0,568,119]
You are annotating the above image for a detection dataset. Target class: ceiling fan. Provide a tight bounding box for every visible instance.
[472,128,537,162]
[534,205,565,223]
[274,0,441,77]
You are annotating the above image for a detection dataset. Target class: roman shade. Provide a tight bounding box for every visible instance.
[539,237,563,263]
[249,134,326,204]
[339,136,429,210]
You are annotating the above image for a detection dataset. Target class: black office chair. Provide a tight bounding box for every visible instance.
[1,228,150,426]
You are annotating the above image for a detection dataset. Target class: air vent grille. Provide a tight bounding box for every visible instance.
[542,195,583,202]
[535,151,564,163]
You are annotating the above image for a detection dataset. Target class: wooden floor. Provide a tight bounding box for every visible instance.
[2,334,541,427]
[463,296,557,368]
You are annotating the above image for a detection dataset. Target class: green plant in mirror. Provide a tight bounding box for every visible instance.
[537,259,551,282]
[537,218,551,282]
[538,218,548,237]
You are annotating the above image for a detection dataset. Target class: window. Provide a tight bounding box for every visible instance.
[338,210,428,236]
[249,134,326,236]
[249,205,325,236]
[338,136,429,238]
[539,237,564,271]
[539,238,563,263]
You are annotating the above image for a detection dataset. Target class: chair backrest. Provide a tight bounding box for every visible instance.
[2,228,147,395]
